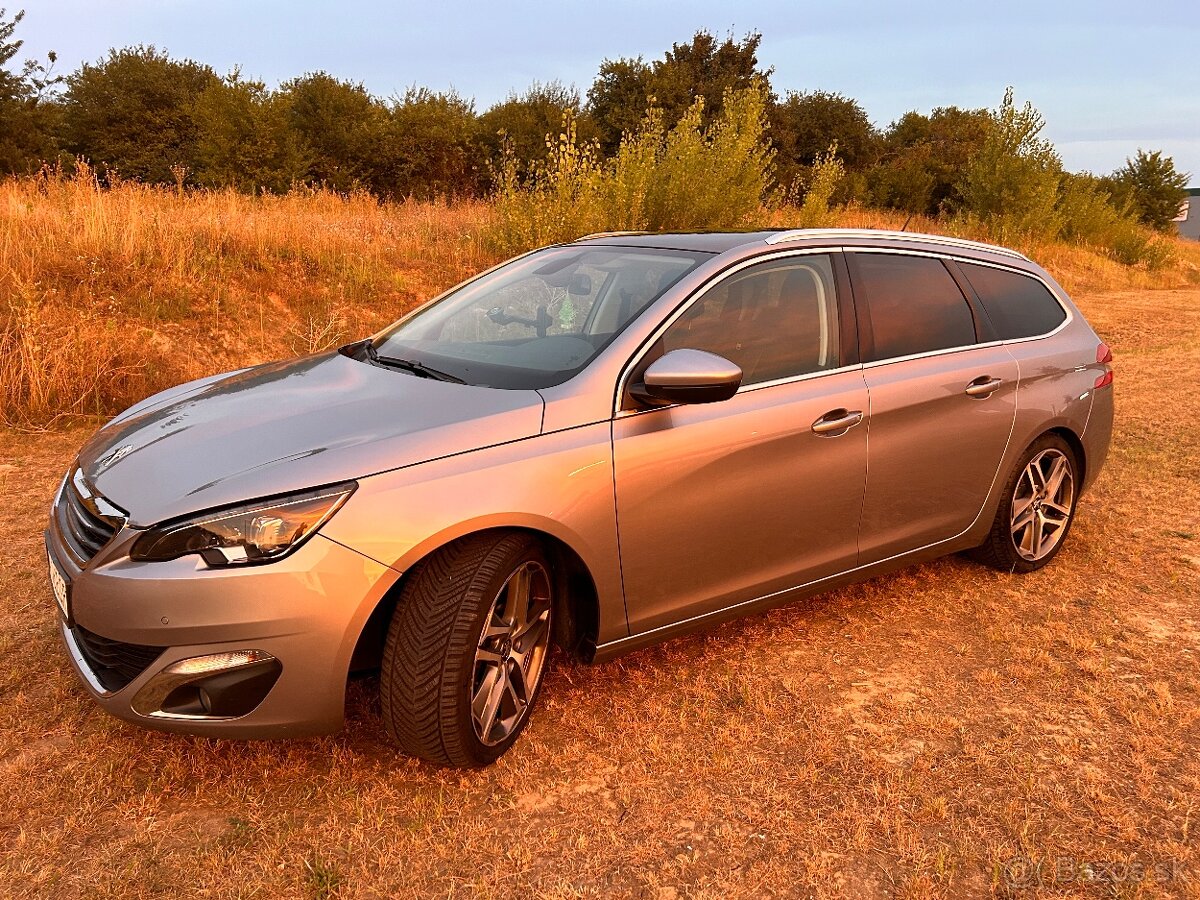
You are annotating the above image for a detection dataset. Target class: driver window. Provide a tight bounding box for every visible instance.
[660,254,841,386]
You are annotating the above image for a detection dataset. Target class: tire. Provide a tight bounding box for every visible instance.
[971,434,1079,573]
[380,532,554,767]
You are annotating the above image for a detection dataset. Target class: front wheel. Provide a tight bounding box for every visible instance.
[380,532,554,767]
[971,434,1079,573]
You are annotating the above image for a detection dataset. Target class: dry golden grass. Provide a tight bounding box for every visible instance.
[0,199,1199,895]
[0,168,496,427]
[4,168,1199,427]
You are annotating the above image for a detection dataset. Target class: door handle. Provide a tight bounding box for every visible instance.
[811,409,864,436]
[965,376,1003,398]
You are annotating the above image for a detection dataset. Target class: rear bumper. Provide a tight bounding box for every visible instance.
[47,523,398,739]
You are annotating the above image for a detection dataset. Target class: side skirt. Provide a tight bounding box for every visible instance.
[585,532,982,664]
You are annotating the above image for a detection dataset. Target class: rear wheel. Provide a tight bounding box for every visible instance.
[380,532,553,767]
[971,434,1078,573]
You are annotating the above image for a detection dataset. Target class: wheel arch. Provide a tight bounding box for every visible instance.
[965,420,1088,551]
[346,525,603,682]
[1047,425,1087,491]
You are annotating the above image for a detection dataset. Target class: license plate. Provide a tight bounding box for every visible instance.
[48,552,70,621]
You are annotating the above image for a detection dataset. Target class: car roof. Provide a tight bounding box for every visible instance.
[571,228,1030,263]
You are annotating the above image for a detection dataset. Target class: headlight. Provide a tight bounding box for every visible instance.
[130,482,356,566]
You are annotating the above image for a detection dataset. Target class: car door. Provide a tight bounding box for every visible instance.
[612,252,869,634]
[847,251,1019,564]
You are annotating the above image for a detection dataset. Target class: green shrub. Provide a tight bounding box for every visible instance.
[1056,171,1175,269]
[490,83,774,253]
[489,112,608,252]
[957,88,1061,242]
[792,146,844,227]
[1108,149,1190,232]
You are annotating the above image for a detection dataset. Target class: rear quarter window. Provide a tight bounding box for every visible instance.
[959,263,1067,340]
[852,253,977,361]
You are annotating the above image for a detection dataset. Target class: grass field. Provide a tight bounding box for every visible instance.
[1,286,1197,899]
[1,180,1199,897]
[3,170,1198,428]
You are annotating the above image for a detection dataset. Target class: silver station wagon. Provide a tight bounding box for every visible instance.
[47,229,1114,766]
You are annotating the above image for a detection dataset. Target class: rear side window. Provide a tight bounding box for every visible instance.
[853,254,977,361]
[959,263,1067,339]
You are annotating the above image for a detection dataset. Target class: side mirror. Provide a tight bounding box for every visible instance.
[629,349,742,407]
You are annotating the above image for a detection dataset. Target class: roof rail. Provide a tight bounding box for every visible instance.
[572,231,651,242]
[763,228,1028,260]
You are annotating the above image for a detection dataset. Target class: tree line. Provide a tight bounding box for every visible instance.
[0,10,1189,231]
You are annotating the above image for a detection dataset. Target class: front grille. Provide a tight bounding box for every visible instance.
[72,625,165,692]
[54,469,123,565]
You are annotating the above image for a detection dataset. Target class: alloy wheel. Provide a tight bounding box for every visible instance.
[1010,448,1075,561]
[470,561,552,746]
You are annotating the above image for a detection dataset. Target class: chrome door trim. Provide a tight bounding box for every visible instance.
[860,339,1005,370]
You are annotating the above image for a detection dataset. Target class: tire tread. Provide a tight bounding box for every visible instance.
[380,532,531,767]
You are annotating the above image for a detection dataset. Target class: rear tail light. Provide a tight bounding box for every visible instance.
[1094,342,1113,389]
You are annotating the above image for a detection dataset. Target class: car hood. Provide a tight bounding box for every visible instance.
[78,353,546,527]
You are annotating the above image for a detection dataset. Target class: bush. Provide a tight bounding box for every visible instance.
[789,146,844,228]
[477,81,593,177]
[62,46,219,184]
[1107,149,1190,232]
[957,88,1061,241]
[191,71,308,194]
[1056,172,1175,269]
[866,107,991,216]
[489,113,608,252]
[380,87,480,199]
[491,83,774,252]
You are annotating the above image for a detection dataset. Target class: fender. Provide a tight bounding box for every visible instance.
[320,421,628,646]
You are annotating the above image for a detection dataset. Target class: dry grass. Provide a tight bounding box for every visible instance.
[3,168,1199,426]
[0,168,496,427]
[1,228,1199,892]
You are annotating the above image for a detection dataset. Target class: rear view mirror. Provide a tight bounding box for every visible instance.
[568,273,592,296]
[629,349,742,407]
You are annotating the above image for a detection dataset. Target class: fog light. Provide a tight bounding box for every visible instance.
[166,649,274,676]
[131,650,280,719]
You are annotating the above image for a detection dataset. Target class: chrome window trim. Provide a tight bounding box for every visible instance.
[763,228,1029,260]
[859,339,1005,370]
[845,247,1075,362]
[612,247,848,417]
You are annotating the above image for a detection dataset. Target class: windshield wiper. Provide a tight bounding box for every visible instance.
[368,346,466,384]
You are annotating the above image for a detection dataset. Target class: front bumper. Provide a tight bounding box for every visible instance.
[47,517,399,738]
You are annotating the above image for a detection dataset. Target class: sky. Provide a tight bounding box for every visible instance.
[12,0,1200,183]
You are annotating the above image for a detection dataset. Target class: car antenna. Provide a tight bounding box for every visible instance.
[900,214,913,232]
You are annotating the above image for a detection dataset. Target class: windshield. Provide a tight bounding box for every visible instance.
[370,246,710,389]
